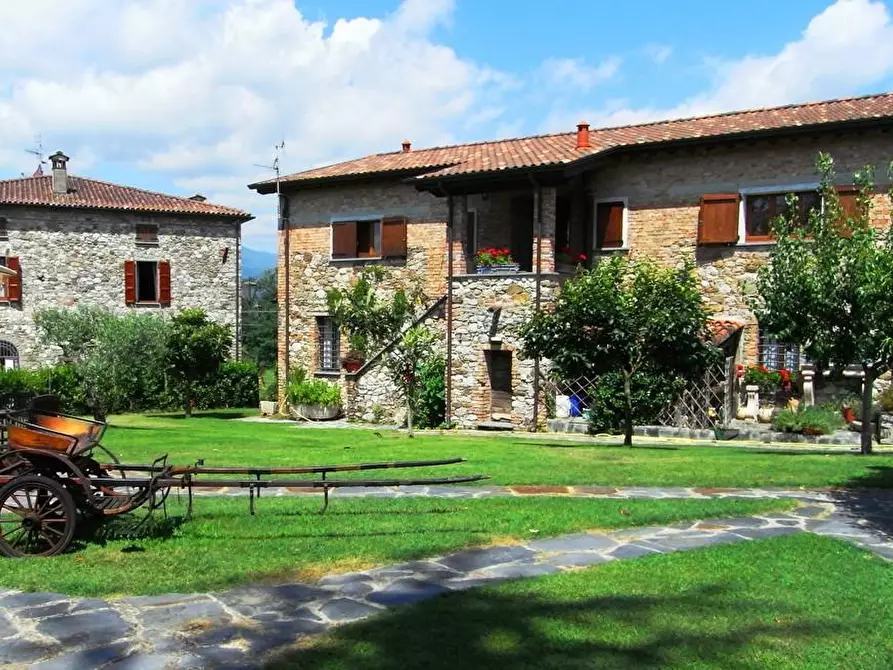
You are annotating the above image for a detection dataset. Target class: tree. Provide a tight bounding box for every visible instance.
[166,308,231,417]
[241,268,277,370]
[35,307,169,420]
[755,153,893,454]
[521,256,719,446]
[386,326,439,437]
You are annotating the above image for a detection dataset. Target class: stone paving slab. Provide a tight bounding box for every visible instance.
[3,494,893,668]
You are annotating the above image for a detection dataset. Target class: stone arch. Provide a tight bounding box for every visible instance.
[0,339,20,370]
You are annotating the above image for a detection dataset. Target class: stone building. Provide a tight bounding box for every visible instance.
[0,152,253,367]
[251,92,893,429]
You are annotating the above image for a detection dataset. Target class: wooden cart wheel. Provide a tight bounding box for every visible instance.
[0,476,76,558]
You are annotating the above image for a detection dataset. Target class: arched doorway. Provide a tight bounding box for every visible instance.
[0,340,19,370]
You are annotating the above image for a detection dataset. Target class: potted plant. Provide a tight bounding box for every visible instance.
[259,373,278,416]
[286,368,342,420]
[840,394,858,423]
[555,246,587,273]
[475,247,519,274]
[341,351,365,373]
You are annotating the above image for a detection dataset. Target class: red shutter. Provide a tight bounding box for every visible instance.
[6,257,21,303]
[698,194,740,245]
[331,222,357,259]
[595,202,625,249]
[381,216,408,258]
[124,260,136,305]
[836,186,858,236]
[158,261,171,305]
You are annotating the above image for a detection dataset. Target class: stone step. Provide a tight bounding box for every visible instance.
[477,421,515,431]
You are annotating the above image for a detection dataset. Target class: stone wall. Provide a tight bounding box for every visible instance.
[0,205,239,367]
[587,130,893,364]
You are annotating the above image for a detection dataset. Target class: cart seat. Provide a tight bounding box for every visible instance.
[7,424,79,454]
[32,414,104,449]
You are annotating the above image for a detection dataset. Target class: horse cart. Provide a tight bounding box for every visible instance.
[0,396,487,558]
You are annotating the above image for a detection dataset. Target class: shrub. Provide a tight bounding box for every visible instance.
[413,355,445,429]
[192,360,259,409]
[259,369,278,402]
[587,370,686,435]
[286,368,341,407]
[878,387,893,414]
[773,405,845,435]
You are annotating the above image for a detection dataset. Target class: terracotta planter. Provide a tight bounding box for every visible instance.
[802,427,823,436]
[343,360,363,373]
[842,407,856,423]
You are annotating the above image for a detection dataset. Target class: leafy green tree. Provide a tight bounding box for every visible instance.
[521,256,719,446]
[35,307,169,420]
[241,268,277,370]
[166,308,231,417]
[755,153,893,454]
[386,326,439,437]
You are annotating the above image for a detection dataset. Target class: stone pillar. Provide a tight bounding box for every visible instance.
[533,187,556,274]
[744,384,760,420]
[800,365,815,407]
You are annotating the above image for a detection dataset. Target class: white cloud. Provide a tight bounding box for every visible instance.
[0,0,510,251]
[644,44,672,65]
[539,56,621,91]
[548,0,893,130]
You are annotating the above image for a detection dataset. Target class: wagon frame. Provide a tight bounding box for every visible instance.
[0,395,487,558]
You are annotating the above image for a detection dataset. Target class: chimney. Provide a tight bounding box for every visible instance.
[575,121,590,149]
[50,151,69,194]
[189,194,207,202]
[402,140,411,153]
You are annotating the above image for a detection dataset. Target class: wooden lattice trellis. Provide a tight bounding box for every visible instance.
[657,357,735,429]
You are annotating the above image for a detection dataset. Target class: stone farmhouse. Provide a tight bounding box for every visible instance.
[251,92,893,430]
[0,152,253,368]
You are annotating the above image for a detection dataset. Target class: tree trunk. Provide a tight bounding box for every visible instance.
[406,395,414,438]
[860,364,875,455]
[92,406,106,423]
[184,383,192,418]
[623,370,634,447]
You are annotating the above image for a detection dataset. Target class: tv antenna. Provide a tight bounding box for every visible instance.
[25,136,47,176]
[253,140,286,180]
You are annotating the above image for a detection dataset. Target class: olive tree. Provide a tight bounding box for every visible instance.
[755,153,893,454]
[166,308,231,417]
[521,256,719,446]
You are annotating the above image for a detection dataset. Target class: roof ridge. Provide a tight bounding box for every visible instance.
[0,174,49,185]
[68,174,243,210]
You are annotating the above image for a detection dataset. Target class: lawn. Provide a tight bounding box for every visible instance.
[102,411,893,489]
[0,496,791,597]
[271,534,893,670]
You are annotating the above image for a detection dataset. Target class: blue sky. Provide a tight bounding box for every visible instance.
[1,0,892,251]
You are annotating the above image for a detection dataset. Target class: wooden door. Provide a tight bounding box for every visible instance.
[488,350,513,417]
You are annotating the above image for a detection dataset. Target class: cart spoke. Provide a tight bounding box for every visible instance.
[1,503,29,519]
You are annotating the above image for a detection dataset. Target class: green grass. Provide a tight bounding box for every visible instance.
[102,411,893,489]
[0,496,792,597]
[271,534,893,670]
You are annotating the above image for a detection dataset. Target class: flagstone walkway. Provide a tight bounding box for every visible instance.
[2,490,893,669]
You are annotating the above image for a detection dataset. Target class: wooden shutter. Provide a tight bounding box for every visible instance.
[595,202,624,249]
[158,261,171,305]
[331,222,357,259]
[6,257,21,303]
[124,260,136,305]
[836,186,858,236]
[698,194,740,245]
[381,216,408,258]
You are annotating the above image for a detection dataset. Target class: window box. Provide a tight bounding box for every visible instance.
[476,263,520,274]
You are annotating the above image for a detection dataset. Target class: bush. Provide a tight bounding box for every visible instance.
[413,355,445,429]
[773,405,845,435]
[878,387,893,414]
[286,368,341,407]
[587,370,686,435]
[192,360,260,409]
[259,368,278,402]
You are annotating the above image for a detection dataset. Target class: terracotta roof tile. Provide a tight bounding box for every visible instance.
[252,92,893,189]
[0,175,252,220]
[708,319,745,346]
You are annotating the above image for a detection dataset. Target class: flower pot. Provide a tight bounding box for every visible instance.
[476,263,520,274]
[289,403,341,421]
[757,407,775,423]
[343,360,364,373]
[802,427,823,436]
[259,400,279,416]
[842,407,856,423]
[735,405,749,420]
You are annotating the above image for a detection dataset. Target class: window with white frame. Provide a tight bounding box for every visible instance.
[758,328,802,371]
[594,199,627,250]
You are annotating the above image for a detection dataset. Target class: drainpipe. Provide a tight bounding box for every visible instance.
[280,184,290,397]
[235,219,242,360]
[443,183,454,428]
[529,174,543,432]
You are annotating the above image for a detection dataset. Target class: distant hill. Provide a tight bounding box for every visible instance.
[242,247,277,278]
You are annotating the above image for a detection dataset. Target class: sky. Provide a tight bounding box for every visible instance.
[2,0,893,252]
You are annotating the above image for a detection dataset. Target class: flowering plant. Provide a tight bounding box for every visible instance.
[555,245,588,265]
[740,364,798,396]
[475,247,515,266]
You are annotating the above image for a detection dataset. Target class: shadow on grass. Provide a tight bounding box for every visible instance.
[144,411,254,420]
[832,466,893,540]
[72,514,187,552]
[512,440,680,452]
[266,582,841,669]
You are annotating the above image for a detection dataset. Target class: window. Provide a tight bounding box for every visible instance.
[317,317,340,372]
[0,256,21,303]
[745,191,821,241]
[124,260,171,305]
[0,340,19,370]
[594,200,626,250]
[0,218,8,241]
[331,217,407,260]
[758,328,802,371]
[135,223,159,246]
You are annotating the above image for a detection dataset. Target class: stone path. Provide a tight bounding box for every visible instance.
[3,491,893,669]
